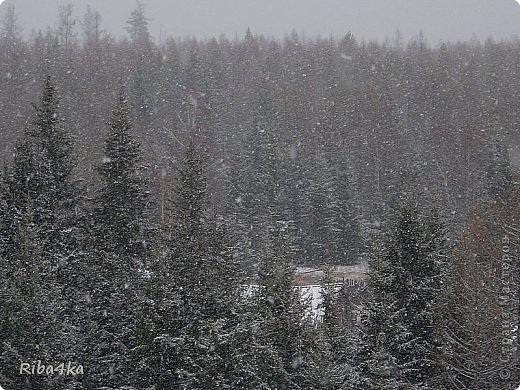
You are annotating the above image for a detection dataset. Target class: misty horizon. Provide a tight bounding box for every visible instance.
[1,0,520,44]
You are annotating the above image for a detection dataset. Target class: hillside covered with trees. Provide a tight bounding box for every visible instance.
[0,3,518,389]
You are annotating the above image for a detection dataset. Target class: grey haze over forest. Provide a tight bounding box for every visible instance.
[1,0,520,43]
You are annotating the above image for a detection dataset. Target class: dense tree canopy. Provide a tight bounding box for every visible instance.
[0,3,518,389]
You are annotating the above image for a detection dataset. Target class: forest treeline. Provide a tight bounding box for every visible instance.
[0,4,519,265]
[0,3,518,389]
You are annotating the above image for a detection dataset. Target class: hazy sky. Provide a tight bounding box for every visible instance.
[1,0,520,43]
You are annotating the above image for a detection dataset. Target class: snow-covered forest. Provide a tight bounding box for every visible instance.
[0,3,518,389]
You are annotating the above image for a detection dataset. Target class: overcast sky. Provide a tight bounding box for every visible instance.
[1,0,520,43]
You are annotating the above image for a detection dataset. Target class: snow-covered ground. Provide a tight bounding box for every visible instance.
[244,281,367,321]
[299,284,334,320]
[242,264,368,320]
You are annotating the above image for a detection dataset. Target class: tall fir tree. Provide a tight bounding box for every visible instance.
[92,85,152,259]
[0,76,85,389]
[142,140,242,389]
[0,75,81,267]
[85,85,154,389]
[243,220,322,389]
[314,266,358,389]
[444,211,504,389]
[354,201,447,389]
[125,2,156,128]
[443,147,519,389]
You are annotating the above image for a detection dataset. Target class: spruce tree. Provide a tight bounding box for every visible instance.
[125,2,156,127]
[315,267,357,388]
[443,149,519,389]
[145,140,242,389]
[0,75,81,267]
[353,241,405,390]
[245,220,321,389]
[0,204,59,389]
[354,201,447,389]
[92,85,152,259]
[86,85,153,389]
[0,76,84,389]
[444,212,504,389]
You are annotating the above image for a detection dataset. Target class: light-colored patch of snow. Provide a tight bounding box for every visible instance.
[300,285,326,319]
[242,283,364,321]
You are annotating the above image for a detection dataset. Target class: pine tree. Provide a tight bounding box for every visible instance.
[86,85,154,389]
[0,76,81,267]
[314,267,357,389]
[0,204,60,389]
[444,212,503,389]
[125,2,156,127]
[126,2,152,50]
[92,85,152,259]
[0,76,85,389]
[354,201,447,389]
[0,3,27,152]
[144,140,242,389]
[229,108,285,273]
[0,74,82,284]
[353,241,405,390]
[443,149,519,389]
[245,220,321,389]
